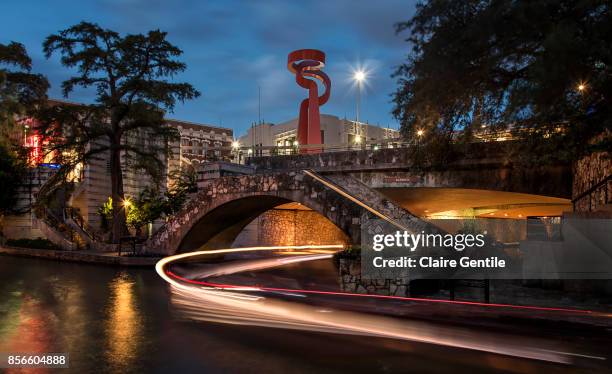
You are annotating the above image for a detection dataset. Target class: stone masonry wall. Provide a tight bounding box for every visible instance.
[146,171,368,254]
[233,209,350,247]
[339,258,410,296]
[246,142,508,172]
[573,134,612,212]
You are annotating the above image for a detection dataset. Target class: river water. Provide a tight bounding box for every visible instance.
[1,255,607,373]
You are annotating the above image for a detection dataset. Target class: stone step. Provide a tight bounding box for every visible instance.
[315,172,432,234]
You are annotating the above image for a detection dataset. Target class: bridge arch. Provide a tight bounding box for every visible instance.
[177,193,352,253]
[147,172,372,255]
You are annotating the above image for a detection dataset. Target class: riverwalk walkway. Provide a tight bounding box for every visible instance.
[0,245,160,266]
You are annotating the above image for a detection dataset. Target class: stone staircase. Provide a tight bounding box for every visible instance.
[35,208,84,251]
[310,171,434,234]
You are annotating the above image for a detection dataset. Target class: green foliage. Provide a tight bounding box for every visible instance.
[126,190,165,231]
[0,42,48,217]
[0,41,49,149]
[98,167,196,234]
[393,0,612,163]
[97,197,113,232]
[7,237,59,250]
[38,21,200,242]
[0,144,26,215]
[164,165,197,215]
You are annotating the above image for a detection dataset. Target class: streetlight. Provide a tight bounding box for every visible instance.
[23,124,29,146]
[577,82,586,92]
[353,70,366,146]
[416,129,424,137]
[231,140,241,163]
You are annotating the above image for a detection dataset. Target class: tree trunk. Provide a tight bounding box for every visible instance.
[110,137,127,243]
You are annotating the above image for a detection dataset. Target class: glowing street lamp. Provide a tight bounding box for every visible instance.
[416,129,424,137]
[353,70,367,145]
[577,83,586,92]
[354,70,366,83]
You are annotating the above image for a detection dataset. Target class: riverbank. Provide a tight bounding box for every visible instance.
[0,245,161,266]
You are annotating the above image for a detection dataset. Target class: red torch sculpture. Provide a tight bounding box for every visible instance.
[288,49,331,153]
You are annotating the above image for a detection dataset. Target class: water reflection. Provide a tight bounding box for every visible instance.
[105,272,143,372]
[0,255,609,372]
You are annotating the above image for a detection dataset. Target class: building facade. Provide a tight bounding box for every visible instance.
[3,105,233,240]
[238,114,399,153]
[71,119,233,232]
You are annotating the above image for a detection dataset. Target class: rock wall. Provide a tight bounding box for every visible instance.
[146,172,365,254]
[338,258,410,296]
[573,135,611,212]
[233,208,350,247]
[246,145,572,198]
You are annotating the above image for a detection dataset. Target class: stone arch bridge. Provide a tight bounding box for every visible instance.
[146,170,423,255]
[146,146,572,255]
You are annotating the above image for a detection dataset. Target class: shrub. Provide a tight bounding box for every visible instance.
[6,237,59,250]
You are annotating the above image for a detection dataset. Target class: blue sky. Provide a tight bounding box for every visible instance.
[2,0,416,137]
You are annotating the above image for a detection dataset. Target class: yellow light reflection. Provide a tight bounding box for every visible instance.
[105,273,142,371]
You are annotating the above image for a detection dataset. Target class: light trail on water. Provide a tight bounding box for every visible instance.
[156,245,604,365]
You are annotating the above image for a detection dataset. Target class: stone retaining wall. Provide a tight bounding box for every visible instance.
[233,208,349,247]
[339,258,410,296]
[573,133,611,212]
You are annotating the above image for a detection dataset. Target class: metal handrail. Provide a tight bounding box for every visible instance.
[572,174,611,211]
[65,206,101,242]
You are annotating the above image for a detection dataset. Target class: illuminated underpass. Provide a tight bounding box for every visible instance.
[377,187,572,243]
[178,197,350,252]
[378,188,572,219]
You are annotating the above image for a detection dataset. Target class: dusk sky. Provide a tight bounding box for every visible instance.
[2,0,416,137]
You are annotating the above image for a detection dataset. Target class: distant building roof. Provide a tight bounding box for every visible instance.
[165,118,233,134]
[44,98,232,134]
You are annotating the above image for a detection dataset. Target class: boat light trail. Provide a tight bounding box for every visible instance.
[156,246,602,364]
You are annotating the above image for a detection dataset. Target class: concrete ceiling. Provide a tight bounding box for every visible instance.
[378,187,572,219]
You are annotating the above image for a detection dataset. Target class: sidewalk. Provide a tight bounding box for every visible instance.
[0,245,161,266]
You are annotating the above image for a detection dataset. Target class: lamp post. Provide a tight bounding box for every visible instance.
[23,124,29,146]
[353,70,366,149]
[232,140,241,164]
[416,129,424,146]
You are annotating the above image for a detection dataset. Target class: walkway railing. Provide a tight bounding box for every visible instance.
[65,206,103,243]
[572,174,611,212]
[235,140,415,159]
[227,125,566,160]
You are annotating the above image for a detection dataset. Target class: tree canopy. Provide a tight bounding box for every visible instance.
[0,145,26,216]
[0,42,48,217]
[392,0,611,163]
[39,22,200,242]
[0,42,49,144]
